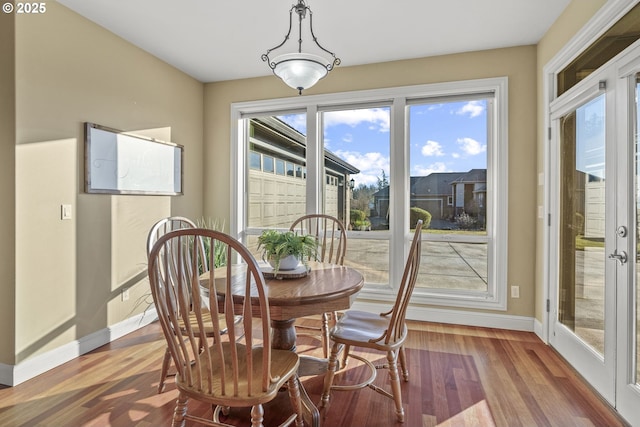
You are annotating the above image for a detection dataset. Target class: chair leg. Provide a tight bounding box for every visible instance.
[320,312,330,358]
[319,343,341,408]
[386,350,405,423]
[398,345,409,381]
[158,347,172,393]
[250,404,265,427]
[172,392,188,427]
[286,376,305,427]
[341,344,351,369]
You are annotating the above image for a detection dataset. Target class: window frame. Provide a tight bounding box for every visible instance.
[231,78,508,310]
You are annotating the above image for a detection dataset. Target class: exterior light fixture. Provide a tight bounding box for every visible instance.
[261,0,340,95]
[349,178,355,189]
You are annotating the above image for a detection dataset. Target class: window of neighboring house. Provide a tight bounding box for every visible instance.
[232,78,507,310]
[249,151,261,170]
[263,155,275,173]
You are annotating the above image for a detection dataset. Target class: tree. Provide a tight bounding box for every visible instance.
[377,170,389,190]
[351,183,377,213]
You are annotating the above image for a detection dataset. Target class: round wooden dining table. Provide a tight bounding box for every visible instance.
[206,261,364,350]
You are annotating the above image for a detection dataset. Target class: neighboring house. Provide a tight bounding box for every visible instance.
[248,117,359,228]
[411,172,466,220]
[372,169,487,222]
[451,169,487,218]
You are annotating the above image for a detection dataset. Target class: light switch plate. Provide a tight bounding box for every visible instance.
[61,204,72,220]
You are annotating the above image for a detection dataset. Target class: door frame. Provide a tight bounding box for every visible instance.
[543,2,640,423]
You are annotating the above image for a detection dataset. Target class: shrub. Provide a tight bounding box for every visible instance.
[455,211,477,230]
[410,207,431,229]
[350,209,367,223]
[352,219,371,231]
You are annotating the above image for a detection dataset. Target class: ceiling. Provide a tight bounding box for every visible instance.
[56,0,572,84]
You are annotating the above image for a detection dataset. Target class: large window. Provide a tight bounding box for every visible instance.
[408,98,490,294]
[232,78,508,309]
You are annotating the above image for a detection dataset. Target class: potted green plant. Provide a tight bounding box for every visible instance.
[257,229,318,273]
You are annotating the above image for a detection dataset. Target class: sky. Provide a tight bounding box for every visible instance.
[279,99,488,188]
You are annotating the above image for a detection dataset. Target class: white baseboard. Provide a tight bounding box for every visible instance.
[533,318,546,342]
[1,304,537,387]
[350,301,536,332]
[0,308,158,387]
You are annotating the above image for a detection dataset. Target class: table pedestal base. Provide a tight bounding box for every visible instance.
[271,319,297,351]
[271,318,323,427]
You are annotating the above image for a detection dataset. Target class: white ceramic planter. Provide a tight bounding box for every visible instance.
[268,254,300,270]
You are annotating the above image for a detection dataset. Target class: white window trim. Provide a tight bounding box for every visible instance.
[231,77,508,311]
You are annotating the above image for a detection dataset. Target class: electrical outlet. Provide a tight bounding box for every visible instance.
[511,285,520,298]
[121,288,130,301]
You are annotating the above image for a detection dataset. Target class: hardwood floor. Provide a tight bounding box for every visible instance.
[0,319,629,427]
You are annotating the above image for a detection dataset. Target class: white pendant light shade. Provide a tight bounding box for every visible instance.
[273,53,329,92]
[262,1,340,95]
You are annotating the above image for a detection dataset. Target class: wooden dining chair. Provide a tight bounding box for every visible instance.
[289,214,347,358]
[147,216,237,394]
[319,220,423,423]
[148,228,305,427]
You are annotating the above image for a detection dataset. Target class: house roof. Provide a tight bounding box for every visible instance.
[411,173,465,197]
[251,117,360,175]
[373,169,488,198]
[452,169,487,184]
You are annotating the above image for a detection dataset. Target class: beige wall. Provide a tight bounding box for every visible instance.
[9,3,204,364]
[2,0,611,370]
[205,45,539,317]
[535,0,607,322]
[0,12,16,364]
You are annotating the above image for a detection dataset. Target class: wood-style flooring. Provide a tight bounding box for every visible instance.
[0,319,629,427]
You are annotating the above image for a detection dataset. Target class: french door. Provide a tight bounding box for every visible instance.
[549,46,640,425]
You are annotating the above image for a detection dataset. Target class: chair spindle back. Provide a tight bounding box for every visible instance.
[382,220,423,345]
[289,214,347,265]
[148,228,274,397]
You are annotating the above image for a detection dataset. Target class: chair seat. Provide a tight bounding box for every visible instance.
[180,309,222,335]
[179,342,300,406]
[331,310,406,349]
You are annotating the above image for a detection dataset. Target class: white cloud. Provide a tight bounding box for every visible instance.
[456,101,485,118]
[421,140,445,157]
[413,162,449,176]
[457,137,486,156]
[342,133,353,143]
[334,149,390,187]
[278,114,306,133]
[323,108,390,133]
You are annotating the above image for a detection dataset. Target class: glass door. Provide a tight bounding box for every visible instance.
[549,49,640,424]
[549,66,616,403]
[615,70,640,427]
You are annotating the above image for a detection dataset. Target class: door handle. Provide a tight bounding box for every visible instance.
[608,250,628,265]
